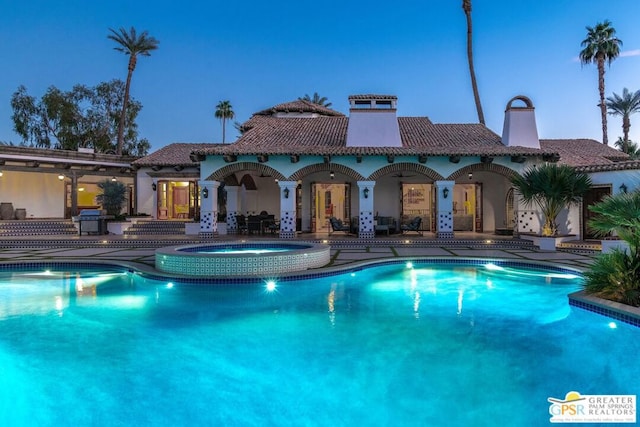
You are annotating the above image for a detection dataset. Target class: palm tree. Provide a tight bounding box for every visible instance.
[510,163,592,236]
[579,20,622,146]
[108,27,159,155]
[462,0,485,125]
[215,100,235,143]
[606,88,640,153]
[614,137,640,159]
[299,93,332,108]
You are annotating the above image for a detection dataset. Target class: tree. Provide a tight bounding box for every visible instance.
[579,20,622,145]
[108,27,159,155]
[10,81,150,155]
[462,0,485,125]
[95,179,128,217]
[606,88,640,153]
[215,100,235,143]
[510,163,592,236]
[299,92,332,108]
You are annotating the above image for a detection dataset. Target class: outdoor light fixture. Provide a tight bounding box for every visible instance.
[443,187,449,198]
[468,172,473,180]
[0,171,3,177]
[202,188,209,199]
[620,183,628,193]
[330,171,335,179]
[283,187,290,199]
[111,176,117,182]
[58,174,65,180]
[363,187,370,199]
[152,183,157,191]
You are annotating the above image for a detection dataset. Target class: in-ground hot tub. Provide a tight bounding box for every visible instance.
[155,241,331,277]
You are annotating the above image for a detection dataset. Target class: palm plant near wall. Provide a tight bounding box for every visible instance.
[96,179,127,217]
[584,191,640,306]
[510,163,592,236]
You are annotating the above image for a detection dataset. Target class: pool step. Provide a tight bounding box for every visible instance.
[0,219,78,236]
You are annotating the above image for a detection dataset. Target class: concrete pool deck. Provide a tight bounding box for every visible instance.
[0,233,599,274]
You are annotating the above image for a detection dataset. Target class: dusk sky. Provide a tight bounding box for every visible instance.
[2,0,640,152]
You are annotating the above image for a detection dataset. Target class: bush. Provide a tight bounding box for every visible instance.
[583,247,640,306]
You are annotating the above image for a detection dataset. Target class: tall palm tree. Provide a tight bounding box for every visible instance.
[606,88,640,153]
[579,20,622,146]
[462,0,485,125]
[108,27,159,155]
[299,93,332,108]
[510,163,592,236]
[215,100,235,143]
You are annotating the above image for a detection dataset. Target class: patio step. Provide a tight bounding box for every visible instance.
[123,220,186,236]
[0,219,78,236]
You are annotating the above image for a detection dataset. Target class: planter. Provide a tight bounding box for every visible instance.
[107,221,132,235]
[519,234,576,251]
[14,208,26,220]
[0,203,14,220]
[185,222,201,235]
[126,216,153,224]
[601,239,630,254]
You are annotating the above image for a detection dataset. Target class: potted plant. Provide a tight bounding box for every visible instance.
[583,191,640,306]
[510,164,591,249]
[96,179,129,234]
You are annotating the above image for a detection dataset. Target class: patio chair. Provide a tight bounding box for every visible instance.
[329,217,351,235]
[401,217,423,236]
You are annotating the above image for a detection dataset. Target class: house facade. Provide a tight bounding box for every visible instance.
[134,94,631,239]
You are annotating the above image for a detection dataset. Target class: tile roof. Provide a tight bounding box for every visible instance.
[194,115,557,157]
[539,139,629,167]
[254,99,344,117]
[132,143,220,166]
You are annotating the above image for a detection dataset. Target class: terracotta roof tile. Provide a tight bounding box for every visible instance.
[132,143,221,166]
[254,99,344,117]
[195,115,556,157]
[539,139,629,167]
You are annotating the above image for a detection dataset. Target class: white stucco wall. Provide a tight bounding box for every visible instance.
[0,171,65,218]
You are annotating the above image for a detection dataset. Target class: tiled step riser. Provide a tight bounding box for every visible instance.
[0,220,78,237]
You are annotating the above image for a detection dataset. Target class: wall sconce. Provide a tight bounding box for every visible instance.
[330,171,335,179]
[363,187,370,199]
[468,172,473,180]
[283,187,290,199]
[0,171,3,177]
[152,183,157,191]
[58,174,65,180]
[111,176,117,182]
[202,187,209,199]
[443,187,449,199]
[620,183,628,193]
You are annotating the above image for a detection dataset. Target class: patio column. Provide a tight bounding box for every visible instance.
[435,180,454,239]
[279,181,297,239]
[225,186,240,234]
[357,181,376,239]
[199,180,220,239]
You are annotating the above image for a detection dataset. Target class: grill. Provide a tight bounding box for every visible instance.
[72,209,114,235]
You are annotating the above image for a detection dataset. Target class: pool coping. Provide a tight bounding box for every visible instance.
[568,290,640,328]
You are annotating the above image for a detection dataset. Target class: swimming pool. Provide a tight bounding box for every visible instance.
[1,261,638,426]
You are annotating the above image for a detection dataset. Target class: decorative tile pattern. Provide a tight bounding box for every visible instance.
[156,242,330,276]
[358,210,375,238]
[226,211,238,234]
[518,211,536,234]
[437,211,453,232]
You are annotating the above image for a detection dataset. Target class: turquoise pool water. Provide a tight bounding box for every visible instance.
[0,262,638,426]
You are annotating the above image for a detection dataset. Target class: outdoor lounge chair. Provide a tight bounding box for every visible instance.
[329,217,350,235]
[401,217,423,236]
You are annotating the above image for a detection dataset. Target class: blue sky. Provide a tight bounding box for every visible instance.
[1,0,640,152]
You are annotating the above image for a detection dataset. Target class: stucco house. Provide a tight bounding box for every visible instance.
[133,94,636,240]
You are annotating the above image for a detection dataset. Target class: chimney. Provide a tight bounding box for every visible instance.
[501,95,540,149]
[346,95,402,147]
